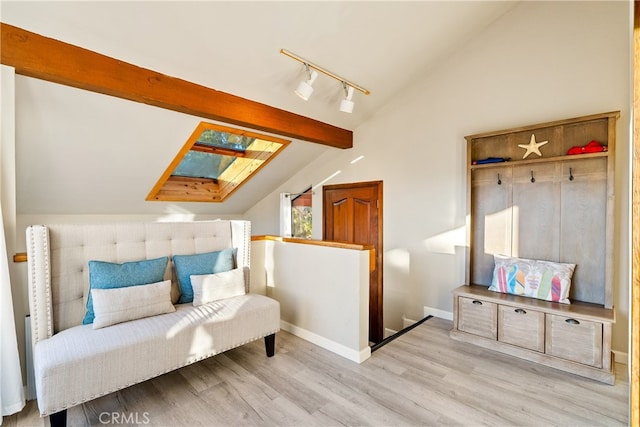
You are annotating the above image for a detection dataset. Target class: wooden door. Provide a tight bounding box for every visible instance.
[323,181,383,343]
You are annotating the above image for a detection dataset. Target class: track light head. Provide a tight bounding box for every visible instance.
[282,50,370,109]
[294,64,318,101]
[339,83,355,113]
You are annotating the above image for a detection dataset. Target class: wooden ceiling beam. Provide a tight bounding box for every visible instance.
[0,23,352,149]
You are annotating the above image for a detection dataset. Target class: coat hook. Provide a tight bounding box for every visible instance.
[530,170,535,183]
[569,167,574,181]
[497,173,502,185]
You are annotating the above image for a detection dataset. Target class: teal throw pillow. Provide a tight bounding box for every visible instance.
[82,256,169,325]
[173,248,235,304]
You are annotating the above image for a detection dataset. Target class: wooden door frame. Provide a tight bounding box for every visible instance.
[632,2,639,424]
[322,180,384,343]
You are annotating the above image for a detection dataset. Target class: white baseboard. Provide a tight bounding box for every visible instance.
[613,350,628,365]
[387,313,445,335]
[280,320,371,363]
[423,306,454,321]
[384,328,398,338]
[385,316,422,337]
[402,316,417,328]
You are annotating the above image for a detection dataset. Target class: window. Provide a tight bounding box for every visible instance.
[147,122,289,202]
[291,187,313,239]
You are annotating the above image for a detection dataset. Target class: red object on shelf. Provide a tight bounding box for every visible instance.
[567,140,607,155]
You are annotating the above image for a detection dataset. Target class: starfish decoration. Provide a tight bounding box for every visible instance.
[518,134,549,159]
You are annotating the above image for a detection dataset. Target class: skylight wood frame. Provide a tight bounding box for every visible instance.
[147,122,290,203]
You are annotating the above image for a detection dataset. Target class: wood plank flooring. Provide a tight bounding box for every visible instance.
[4,317,629,426]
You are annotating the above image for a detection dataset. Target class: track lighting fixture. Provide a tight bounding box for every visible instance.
[294,64,318,101]
[281,49,369,112]
[340,82,355,113]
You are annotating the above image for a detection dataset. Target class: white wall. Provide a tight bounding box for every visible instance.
[245,1,631,354]
[3,1,631,380]
[252,238,371,363]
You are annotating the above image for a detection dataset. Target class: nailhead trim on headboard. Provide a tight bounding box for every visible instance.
[26,225,54,345]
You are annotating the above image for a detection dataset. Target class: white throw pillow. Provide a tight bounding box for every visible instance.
[190,268,246,306]
[91,280,175,329]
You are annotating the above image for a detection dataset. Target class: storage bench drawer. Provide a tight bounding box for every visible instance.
[498,305,545,352]
[458,297,497,339]
[545,314,603,367]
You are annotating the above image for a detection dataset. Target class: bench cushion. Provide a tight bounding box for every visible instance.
[33,294,280,416]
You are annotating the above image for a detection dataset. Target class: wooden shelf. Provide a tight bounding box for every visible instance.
[453,111,619,384]
[465,111,620,140]
[470,151,609,170]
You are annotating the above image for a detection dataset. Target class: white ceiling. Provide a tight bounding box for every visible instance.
[2,1,519,215]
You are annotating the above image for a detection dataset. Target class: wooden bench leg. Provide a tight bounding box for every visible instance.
[50,409,67,427]
[264,333,276,357]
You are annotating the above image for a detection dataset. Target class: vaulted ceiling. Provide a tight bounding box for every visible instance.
[1,1,518,215]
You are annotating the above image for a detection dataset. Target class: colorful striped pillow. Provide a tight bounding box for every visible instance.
[488,255,576,304]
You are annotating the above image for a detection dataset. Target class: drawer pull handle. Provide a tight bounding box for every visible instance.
[565,318,580,325]
[472,300,483,305]
[514,308,527,314]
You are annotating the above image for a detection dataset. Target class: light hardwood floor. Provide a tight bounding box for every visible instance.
[4,317,629,426]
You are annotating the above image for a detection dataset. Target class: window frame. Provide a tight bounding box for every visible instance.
[147,122,290,203]
[291,186,313,239]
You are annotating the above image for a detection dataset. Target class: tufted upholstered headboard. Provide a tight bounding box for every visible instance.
[26,220,251,345]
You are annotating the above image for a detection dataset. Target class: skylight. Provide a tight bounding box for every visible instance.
[147,122,289,203]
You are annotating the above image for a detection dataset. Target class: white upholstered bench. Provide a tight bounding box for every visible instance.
[25,220,280,426]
